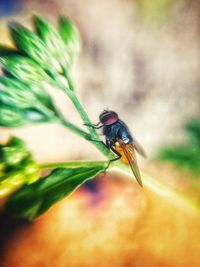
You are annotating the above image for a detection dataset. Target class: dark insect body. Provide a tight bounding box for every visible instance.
[88,110,146,187]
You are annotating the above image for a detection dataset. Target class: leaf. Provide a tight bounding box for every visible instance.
[0,136,40,198]
[2,146,30,166]
[8,136,26,149]
[6,164,105,220]
[58,16,81,65]
[0,172,25,198]
[8,22,52,69]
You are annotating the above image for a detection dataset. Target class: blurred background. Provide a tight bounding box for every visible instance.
[0,0,200,267]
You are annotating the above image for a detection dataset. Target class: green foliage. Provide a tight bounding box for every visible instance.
[6,164,105,220]
[0,14,111,219]
[0,137,40,198]
[159,118,200,176]
[0,14,82,128]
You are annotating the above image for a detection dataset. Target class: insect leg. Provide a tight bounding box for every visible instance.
[84,122,104,129]
[104,146,122,172]
[85,136,108,148]
[85,137,121,174]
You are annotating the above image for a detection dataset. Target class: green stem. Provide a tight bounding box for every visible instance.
[40,160,107,170]
[67,91,113,158]
[50,70,113,158]
[57,115,112,158]
[67,91,99,137]
[62,67,74,91]
[59,117,90,139]
[51,71,101,139]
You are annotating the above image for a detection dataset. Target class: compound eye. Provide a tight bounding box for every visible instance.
[104,114,118,125]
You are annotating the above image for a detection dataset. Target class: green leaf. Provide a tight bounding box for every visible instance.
[0,55,47,83]
[8,136,26,149]
[58,16,81,65]
[6,164,105,220]
[0,136,40,198]
[8,22,52,69]
[0,172,25,198]
[2,146,30,166]
[33,15,66,72]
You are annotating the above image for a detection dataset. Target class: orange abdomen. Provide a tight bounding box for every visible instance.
[114,145,129,164]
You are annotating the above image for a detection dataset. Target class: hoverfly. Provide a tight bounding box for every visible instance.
[87,110,146,187]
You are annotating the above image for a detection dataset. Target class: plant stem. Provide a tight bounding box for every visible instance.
[59,117,90,139]
[40,160,107,170]
[67,91,99,137]
[50,70,113,158]
[62,67,74,91]
[67,90,113,158]
[57,115,112,158]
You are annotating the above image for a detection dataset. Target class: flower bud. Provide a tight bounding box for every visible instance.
[59,16,81,65]
[8,22,52,69]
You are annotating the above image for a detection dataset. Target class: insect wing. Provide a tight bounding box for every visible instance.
[132,137,147,158]
[117,139,143,187]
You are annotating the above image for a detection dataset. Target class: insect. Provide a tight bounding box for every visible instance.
[86,110,146,187]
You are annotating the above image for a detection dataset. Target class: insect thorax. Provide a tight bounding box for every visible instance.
[103,121,133,145]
